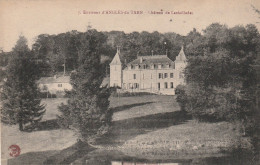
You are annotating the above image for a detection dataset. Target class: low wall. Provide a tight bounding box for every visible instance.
[117,88,175,95]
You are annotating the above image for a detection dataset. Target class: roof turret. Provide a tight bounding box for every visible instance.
[110,47,122,65]
[175,46,187,61]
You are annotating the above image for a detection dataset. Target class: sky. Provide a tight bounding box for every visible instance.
[0,0,259,52]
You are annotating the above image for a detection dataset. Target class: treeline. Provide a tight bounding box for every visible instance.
[175,23,259,151]
[1,29,191,77]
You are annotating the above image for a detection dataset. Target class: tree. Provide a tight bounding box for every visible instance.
[176,23,259,124]
[1,36,46,131]
[57,30,112,142]
[32,34,55,77]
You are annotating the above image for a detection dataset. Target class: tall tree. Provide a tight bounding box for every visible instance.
[58,30,112,142]
[1,36,45,131]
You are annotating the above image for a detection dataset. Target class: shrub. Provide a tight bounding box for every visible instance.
[175,84,246,122]
[175,85,187,111]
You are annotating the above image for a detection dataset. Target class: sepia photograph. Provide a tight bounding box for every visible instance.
[0,0,259,164]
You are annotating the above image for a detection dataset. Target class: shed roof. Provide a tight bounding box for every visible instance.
[38,76,70,84]
[100,77,110,87]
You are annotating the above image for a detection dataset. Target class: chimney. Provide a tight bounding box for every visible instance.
[140,57,143,63]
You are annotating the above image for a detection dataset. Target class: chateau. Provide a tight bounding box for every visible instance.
[110,47,187,95]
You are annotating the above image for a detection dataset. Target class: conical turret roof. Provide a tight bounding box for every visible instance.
[175,46,187,61]
[110,48,122,65]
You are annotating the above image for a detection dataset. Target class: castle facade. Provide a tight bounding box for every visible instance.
[110,47,187,95]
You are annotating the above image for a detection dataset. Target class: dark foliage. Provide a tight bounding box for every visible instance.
[57,30,112,142]
[175,23,259,136]
[0,36,46,131]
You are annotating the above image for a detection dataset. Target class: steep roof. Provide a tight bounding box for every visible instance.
[128,55,174,65]
[175,46,187,61]
[38,76,70,84]
[110,48,122,65]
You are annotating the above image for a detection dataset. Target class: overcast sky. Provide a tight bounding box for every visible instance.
[0,0,259,52]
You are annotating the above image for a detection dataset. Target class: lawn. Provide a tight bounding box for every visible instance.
[98,96,246,159]
[3,95,249,164]
[1,98,76,164]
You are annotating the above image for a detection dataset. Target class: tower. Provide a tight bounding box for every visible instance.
[175,46,187,70]
[110,47,122,88]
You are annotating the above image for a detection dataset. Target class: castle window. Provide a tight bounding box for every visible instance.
[58,84,62,87]
[164,82,168,88]
[171,82,174,88]
[158,73,162,79]
[134,83,139,89]
[170,73,174,78]
[133,74,136,79]
[158,83,160,89]
[164,73,168,78]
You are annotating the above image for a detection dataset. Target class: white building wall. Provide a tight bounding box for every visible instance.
[110,64,122,87]
[39,82,72,94]
[175,61,187,71]
[122,67,185,95]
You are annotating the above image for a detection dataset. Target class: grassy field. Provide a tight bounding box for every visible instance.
[99,96,245,159]
[1,98,77,163]
[3,95,248,164]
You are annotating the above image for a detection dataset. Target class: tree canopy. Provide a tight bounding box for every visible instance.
[57,30,112,142]
[1,36,46,131]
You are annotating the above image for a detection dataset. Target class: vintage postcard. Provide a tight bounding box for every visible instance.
[0,0,259,164]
